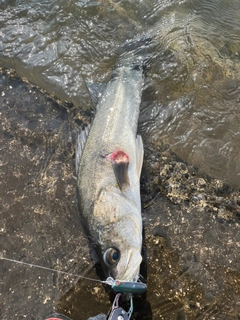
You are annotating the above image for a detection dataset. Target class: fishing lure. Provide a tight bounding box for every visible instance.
[104,277,147,294]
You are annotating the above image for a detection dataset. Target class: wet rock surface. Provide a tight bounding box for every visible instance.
[0,69,91,319]
[142,138,240,221]
[142,139,240,319]
[1,70,240,319]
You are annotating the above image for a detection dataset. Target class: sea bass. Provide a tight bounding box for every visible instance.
[76,54,145,282]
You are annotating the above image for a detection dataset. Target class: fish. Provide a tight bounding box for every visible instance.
[76,48,146,282]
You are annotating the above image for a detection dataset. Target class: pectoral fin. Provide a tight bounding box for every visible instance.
[106,151,129,190]
[113,162,129,190]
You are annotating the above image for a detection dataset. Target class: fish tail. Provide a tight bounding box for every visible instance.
[115,34,153,70]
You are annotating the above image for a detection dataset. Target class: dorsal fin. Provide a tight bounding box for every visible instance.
[86,82,107,109]
[75,124,91,175]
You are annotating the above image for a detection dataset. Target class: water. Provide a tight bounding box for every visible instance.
[1,0,240,188]
[0,0,240,319]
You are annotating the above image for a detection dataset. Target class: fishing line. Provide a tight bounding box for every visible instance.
[0,256,148,294]
[0,256,103,284]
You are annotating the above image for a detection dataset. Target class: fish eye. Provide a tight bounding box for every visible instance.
[104,248,120,265]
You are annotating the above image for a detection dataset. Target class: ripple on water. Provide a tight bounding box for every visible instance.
[190,0,240,37]
[141,77,240,189]
[139,2,240,188]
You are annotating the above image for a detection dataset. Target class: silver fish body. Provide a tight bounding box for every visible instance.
[76,58,144,281]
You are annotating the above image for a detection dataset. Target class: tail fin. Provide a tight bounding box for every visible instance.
[115,34,153,70]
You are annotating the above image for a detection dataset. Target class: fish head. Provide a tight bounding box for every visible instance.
[100,217,142,281]
[92,189,142,281]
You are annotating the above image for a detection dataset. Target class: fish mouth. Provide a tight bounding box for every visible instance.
[117,249,142,281]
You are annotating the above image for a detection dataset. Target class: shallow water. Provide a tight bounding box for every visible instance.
[1,0,240,319]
